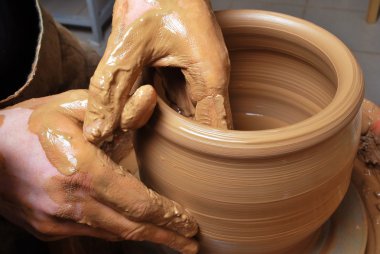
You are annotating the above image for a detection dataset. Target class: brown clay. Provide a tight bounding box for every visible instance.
[135,10,364,253]
[358,99,380,166]
[0,114,4,127]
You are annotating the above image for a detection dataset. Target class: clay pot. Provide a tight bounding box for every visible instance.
[135,10,364,254]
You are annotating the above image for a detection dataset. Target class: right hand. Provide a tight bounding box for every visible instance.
[83,0,232,144]
[0,90,198,254]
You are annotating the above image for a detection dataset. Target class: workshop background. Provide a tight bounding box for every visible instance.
[40,0,380,104]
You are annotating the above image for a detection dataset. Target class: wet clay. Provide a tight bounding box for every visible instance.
[0,114,4,127]
[27,87,156,176]
[28,91,92,176]
[84,0,232,143]
[135,10,363,254]
[358,99,380,166]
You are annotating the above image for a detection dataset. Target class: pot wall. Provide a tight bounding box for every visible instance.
[135,10,363,254]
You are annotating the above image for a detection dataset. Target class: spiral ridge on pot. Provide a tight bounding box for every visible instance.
[136,10,364,254]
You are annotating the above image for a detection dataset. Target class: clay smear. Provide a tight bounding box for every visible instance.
[27,87,156,176]
[358,99,380,166]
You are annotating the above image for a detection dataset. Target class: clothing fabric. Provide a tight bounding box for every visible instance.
[0,0,99,108]
[0,1,99,253]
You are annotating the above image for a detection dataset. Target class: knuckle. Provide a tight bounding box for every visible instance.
[63,173,94,196]
[30,219,55,237]
[121,225,148,241]
[33,232,56,241]
[54,202,83,222]
[128,201,152,220]
[64,89,88,101]
[166,233,178,249]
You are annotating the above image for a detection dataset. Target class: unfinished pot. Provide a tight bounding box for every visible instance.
[135,10,364,254]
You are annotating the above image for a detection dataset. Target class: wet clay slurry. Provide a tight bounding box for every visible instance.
[358,99,380,165]
[27,86,156,176]
[28,91,93,176]
[84,0,232,144]
[135,10,364,254]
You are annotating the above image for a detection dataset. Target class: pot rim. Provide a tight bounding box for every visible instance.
[151,10,364,158]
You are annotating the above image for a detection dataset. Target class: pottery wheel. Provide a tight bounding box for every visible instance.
[143,182,368,254]
[310,183,367,254]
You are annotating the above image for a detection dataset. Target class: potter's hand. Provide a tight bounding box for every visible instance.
[83,0,232,144]
[0,90,198,254]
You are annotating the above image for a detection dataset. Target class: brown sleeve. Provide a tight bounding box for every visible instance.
[0,0,99,108]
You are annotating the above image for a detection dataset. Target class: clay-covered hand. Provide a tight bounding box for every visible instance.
[358,99,380,166]
[0,89,198,254]
[83,0,232,144]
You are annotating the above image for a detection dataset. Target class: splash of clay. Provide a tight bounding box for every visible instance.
[358,99,380,166]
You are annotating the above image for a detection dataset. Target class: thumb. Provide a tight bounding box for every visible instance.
[120,85,157,131]
[82,17,154,144]
[83,65,142,145]
[100,85,157,164]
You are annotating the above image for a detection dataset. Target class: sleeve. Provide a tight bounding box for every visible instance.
[0,0,100,108]
[0,0,39,100]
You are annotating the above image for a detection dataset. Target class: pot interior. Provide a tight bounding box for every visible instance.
[229,49,337,131]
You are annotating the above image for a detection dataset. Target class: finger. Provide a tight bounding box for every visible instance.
[181,41,232,130]
[78,198,199,254]
[55,90,89,120]
[89,152,198,237]
[101,84,158,164]
[120,84,157,131]
[47,220,122,241]
[83,13,161,144]
[83,67,136,145]
[157,4,232,129]
[100,130,134,165]
[194,95,228,129]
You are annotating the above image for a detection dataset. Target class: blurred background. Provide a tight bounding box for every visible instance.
[40,0,380,104]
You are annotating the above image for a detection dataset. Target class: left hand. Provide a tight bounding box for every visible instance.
[0,89,198,254]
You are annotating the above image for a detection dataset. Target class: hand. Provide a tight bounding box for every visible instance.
[83,0,232,144]
[0,90,198,254]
